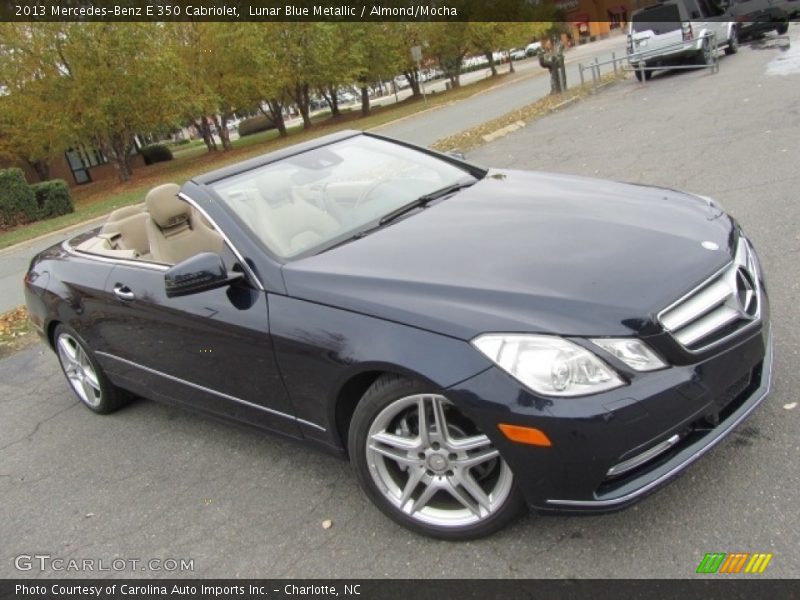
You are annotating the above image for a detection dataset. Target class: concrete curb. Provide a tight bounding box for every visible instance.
[456,76,626,150]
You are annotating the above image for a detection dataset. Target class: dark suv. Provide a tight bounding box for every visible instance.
[727,0,790,41]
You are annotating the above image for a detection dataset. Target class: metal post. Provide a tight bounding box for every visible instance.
[594,57,600,82]
[612,52,617,74]
[417,61,427,102]
[579,63,585,86]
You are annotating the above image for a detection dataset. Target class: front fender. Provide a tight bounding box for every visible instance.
[268,294,492,450]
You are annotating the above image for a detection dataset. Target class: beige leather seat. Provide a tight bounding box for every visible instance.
[229,171,339,256]
[107,212,150,257]
[144,183,224,264]
[105,203,145,222]
[98,203,150,258]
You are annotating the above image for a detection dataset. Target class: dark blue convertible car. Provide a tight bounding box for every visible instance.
[24,131,771,539]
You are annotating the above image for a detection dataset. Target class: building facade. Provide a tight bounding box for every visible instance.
[555,1,654,42]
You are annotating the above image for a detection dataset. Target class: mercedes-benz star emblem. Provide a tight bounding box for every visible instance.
[733,267,756,319]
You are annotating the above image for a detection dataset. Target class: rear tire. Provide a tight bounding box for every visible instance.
[54,324,129,414]
[348,374,526,540]
[634,68,652,82]
[776,22,789,36]
[699,38,714,66]
[725,29,739,55]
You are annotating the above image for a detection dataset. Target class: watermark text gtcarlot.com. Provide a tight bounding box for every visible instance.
[14,554,194,573]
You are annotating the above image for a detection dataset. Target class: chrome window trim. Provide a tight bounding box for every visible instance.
[96,351,326,432]
[63,194,266,290]
[64,240,170,271]
[178,191,265,291]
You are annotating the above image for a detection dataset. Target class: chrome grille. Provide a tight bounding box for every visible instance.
[659,236,761,352]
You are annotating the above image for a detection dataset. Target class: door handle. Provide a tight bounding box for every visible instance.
[113,284,135,301]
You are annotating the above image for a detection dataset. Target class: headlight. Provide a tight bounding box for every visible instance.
[590,338,666,372]
[472,334,625,397]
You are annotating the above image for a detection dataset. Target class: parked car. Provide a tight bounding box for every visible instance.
[726,0,789,41]
[337,91,357,105]
[510,48,528,61]
[25,131,772,540]
[783,0,800,17]
[627,0,738,81]
[525,41,543,56]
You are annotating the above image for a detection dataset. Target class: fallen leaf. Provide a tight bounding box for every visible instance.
[322,519,332,529]
[783,402,797,411]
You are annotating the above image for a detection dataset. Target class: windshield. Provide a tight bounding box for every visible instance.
[631,5,681,35]
[210,135,477,259]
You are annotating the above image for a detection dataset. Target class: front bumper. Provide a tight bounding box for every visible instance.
[447,320,772,512]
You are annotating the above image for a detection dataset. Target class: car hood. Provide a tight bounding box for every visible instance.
[282,169,736,340]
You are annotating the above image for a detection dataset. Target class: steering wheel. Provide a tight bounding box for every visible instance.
[355,179,393,207]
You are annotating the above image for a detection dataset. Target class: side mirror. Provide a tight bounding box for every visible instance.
[164,252,244,298]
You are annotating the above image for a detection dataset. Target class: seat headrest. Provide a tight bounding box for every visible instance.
[146,183,188,229]
[256,170,294,207]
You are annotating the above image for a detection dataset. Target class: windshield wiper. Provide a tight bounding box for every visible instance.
[378,181,475,226]
[321,180,476,254]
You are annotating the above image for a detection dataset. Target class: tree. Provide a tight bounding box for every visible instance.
[538,23,571,95]
[500,23,551,74]
[316,24,362,117]
[234,23,293,138]
[1,23,188,182]
[270,23,342,130]
[69,24,186,180]
[0,24,72,181]
[352,23,405,116]
[469,23,506,77]
[427,22,473,89]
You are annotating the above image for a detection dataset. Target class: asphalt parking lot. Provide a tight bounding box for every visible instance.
[2,27,799,579]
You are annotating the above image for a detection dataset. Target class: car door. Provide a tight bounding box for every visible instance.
[95,245,301,438]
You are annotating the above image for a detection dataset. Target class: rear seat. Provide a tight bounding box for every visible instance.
[84,188,224,264]
[99,204,151,259]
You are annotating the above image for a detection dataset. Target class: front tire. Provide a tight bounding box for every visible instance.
[348,374,526,540]
[54,325,129,414]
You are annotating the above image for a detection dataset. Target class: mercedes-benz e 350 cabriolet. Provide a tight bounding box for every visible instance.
[25,131,771,539]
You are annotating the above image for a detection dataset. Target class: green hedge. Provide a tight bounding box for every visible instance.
[238,115,276,137]
[0,168,38,230]
[31,179,74,220]
[141,144,174,165]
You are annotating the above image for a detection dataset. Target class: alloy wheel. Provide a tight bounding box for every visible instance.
[57,332,102,408]
[365,393,513,529]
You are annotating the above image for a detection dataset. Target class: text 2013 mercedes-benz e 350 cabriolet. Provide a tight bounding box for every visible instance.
[25,131,771,539]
